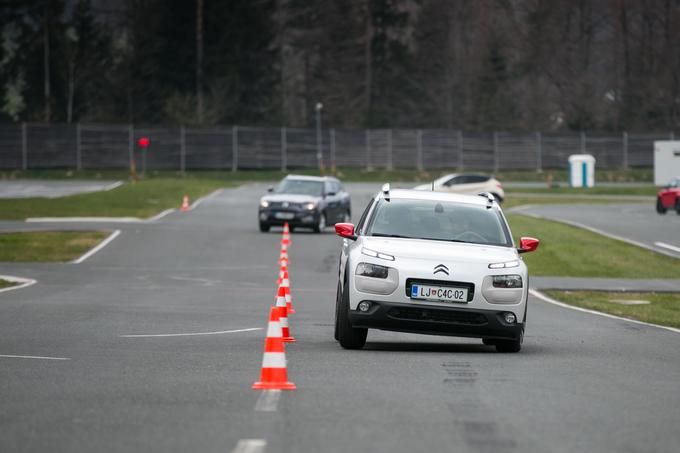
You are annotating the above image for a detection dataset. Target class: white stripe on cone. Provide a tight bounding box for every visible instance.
[266,321,283,338]
[262,352,287,368]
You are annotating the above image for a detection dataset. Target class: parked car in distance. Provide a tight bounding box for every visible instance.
[414,174,505,202]
[656,176,680,214]
[259,175,351,232]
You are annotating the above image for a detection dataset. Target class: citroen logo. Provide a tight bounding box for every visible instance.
[433,264,449,276]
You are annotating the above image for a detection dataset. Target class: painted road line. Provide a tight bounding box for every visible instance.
[190,188,224,210]
[0,354,71,361]
[254,390,281,412]
[72,230,121,264]
[120,327,262,338]
[26,217,144,223]
[655,242,680,254]
[103,181,124,191]
[230,439,267,453]
[0,275,37,294]
[530,289,680,334]
[148,208,176,221]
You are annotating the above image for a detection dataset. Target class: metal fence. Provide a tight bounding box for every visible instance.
[0,122,675,171]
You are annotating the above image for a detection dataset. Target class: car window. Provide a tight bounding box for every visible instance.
[443,176,461,186]
[355,199,375,234]
[365,198,511,247]
[324,181,334,194]
[275,179,323,196]
[469,175,490,183]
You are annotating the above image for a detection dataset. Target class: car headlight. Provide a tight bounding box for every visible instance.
[305,202,316,210]
[356,263,389,279]
[260,200,269,208]
[492,275,523,288]
[361,247,395,261]
[488,260,519,269]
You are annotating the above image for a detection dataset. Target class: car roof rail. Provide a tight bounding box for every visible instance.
[382,183,390,201]
[477,192,495,209]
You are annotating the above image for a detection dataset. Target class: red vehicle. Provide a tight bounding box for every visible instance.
[656,177,680,214]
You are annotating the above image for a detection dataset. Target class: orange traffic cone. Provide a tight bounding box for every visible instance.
[278,248,289,265]
[276,264,287,285]
[181,195,190,212]
[276,286,295,343]
[252,307,296,390]
[281,223,291,246]
[281,270,295,314]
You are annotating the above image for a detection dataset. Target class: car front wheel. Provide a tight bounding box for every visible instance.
[675,199,680,215]
[656,198,667,214]
[313,212,327,233]
[336,275,367,349]
[259,222,270,232]
[495,331,522,353]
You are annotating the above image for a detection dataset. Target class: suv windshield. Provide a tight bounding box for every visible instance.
[366,198,511,247]
[275,179,323,196]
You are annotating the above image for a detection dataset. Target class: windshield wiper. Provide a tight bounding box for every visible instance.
[370,233,412,239]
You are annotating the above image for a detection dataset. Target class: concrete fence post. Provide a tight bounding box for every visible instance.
[281,127,287,172]
[232,125,238,172]
[457,130,464,171]
[536,131,543,172]
[580,130,586,153]
[180,125,186,174]
[387,129,393,170]
[493,131,499,173]
[416,129,423,171]
[670,131,675,140]
[365,129,372,171]
[76,122,82,171]
[128,124,134,171]
[330,128,336,171]
[622,131,629,170]
[21,122,27,170]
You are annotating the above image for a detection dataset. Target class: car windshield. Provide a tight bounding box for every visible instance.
[275,179,323,196]
[366,198,512,247]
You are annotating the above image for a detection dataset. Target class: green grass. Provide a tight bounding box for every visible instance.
[506,186,658,196]
[0,279,18,289]
[506,214,680,278]
[0,178,229,220]
[0,167,654,183]
[0,231,110,262]
[502,196,643,209]
[544,291,680,328]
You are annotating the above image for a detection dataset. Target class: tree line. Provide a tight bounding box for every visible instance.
[1,0,678,132]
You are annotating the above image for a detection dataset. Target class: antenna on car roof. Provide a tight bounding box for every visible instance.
[477,192,495,209]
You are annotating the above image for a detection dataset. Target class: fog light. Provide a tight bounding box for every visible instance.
[504,312,516,324]
[358,301,371,312]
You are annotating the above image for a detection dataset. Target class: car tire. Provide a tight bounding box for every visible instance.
[482,338,497,346]
[334,282,342,342]
[289,226,295,232]
[259,222,270,232]
[675,199,680,215]
[336,274,367,350]
[342,210,351,223]
[313,212,327,233]
[656,197,667,214]
[495,331,523,353]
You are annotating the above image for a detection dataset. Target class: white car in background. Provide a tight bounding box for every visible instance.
[414,174,505,202]
[333,185,539,352]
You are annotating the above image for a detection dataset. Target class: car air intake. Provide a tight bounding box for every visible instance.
[387,307,487,325]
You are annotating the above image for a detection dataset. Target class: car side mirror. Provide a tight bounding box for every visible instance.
[267,186,274,192]
[335,223,357,240]
[326,191,336,197]
[518,237,540,253]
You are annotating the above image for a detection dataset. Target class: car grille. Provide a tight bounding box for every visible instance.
[387,307,488,326]
[268,201,303,209]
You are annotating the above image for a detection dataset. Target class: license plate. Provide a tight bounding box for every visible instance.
[410,284,468,303]
[274,212,295,220]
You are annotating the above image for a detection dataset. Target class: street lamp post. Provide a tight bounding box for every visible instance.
[315,102,324,171]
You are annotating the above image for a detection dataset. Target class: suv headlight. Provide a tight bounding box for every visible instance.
[492,275,523,288]
[356,263,389,279]
[304,202,316,210]
[488,260,519,269]
[361,247,395,261]
[260,200,269,208]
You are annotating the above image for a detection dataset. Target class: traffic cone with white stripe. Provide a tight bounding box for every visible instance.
[252,307,296,390]
[180,195,190,212]
[276,263,287,285]
[281,270,295,314]
[281,223,291,246]
[278,248,289,265]
[276,286,295,343]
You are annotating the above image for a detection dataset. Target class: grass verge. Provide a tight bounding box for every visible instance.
[506,214,680,278]
[506,186,658,196]
[0,231,110,262]
[544,291,680,329]
[502,196,644,209]
[0,279,18,289]
[0,178,229,220]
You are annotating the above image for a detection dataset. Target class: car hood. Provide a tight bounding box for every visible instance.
[261,194,320,204]
[360,236,517,264]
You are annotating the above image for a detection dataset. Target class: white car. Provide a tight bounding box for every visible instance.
[414,174,505,202]
[333,185,539,352]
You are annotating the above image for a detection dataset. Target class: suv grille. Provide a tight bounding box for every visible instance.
[387,307,487,325]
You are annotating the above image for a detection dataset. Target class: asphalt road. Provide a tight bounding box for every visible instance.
[0,180,122,198]
[514,203,680,259]
[1,184,679,453]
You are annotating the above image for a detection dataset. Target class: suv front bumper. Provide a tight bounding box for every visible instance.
[349,300,523,340]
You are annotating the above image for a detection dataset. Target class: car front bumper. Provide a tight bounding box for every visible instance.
[259,209,320,226]
[349,300,523,340]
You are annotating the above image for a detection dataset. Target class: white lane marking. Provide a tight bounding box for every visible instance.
[230,439,267,453]
[103,181,124,191]
[0,354,71,361]
[120,327,262,338]
[655,242,680,254]
[190,188,224,210]
[71,230,121,264]
[530,289,680,334]
[515,212,680,260]
[148,208,176,221]
[0,275,37,294]
[254,390,281,412]
[170,276,219,286]
[26,217,144,223]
